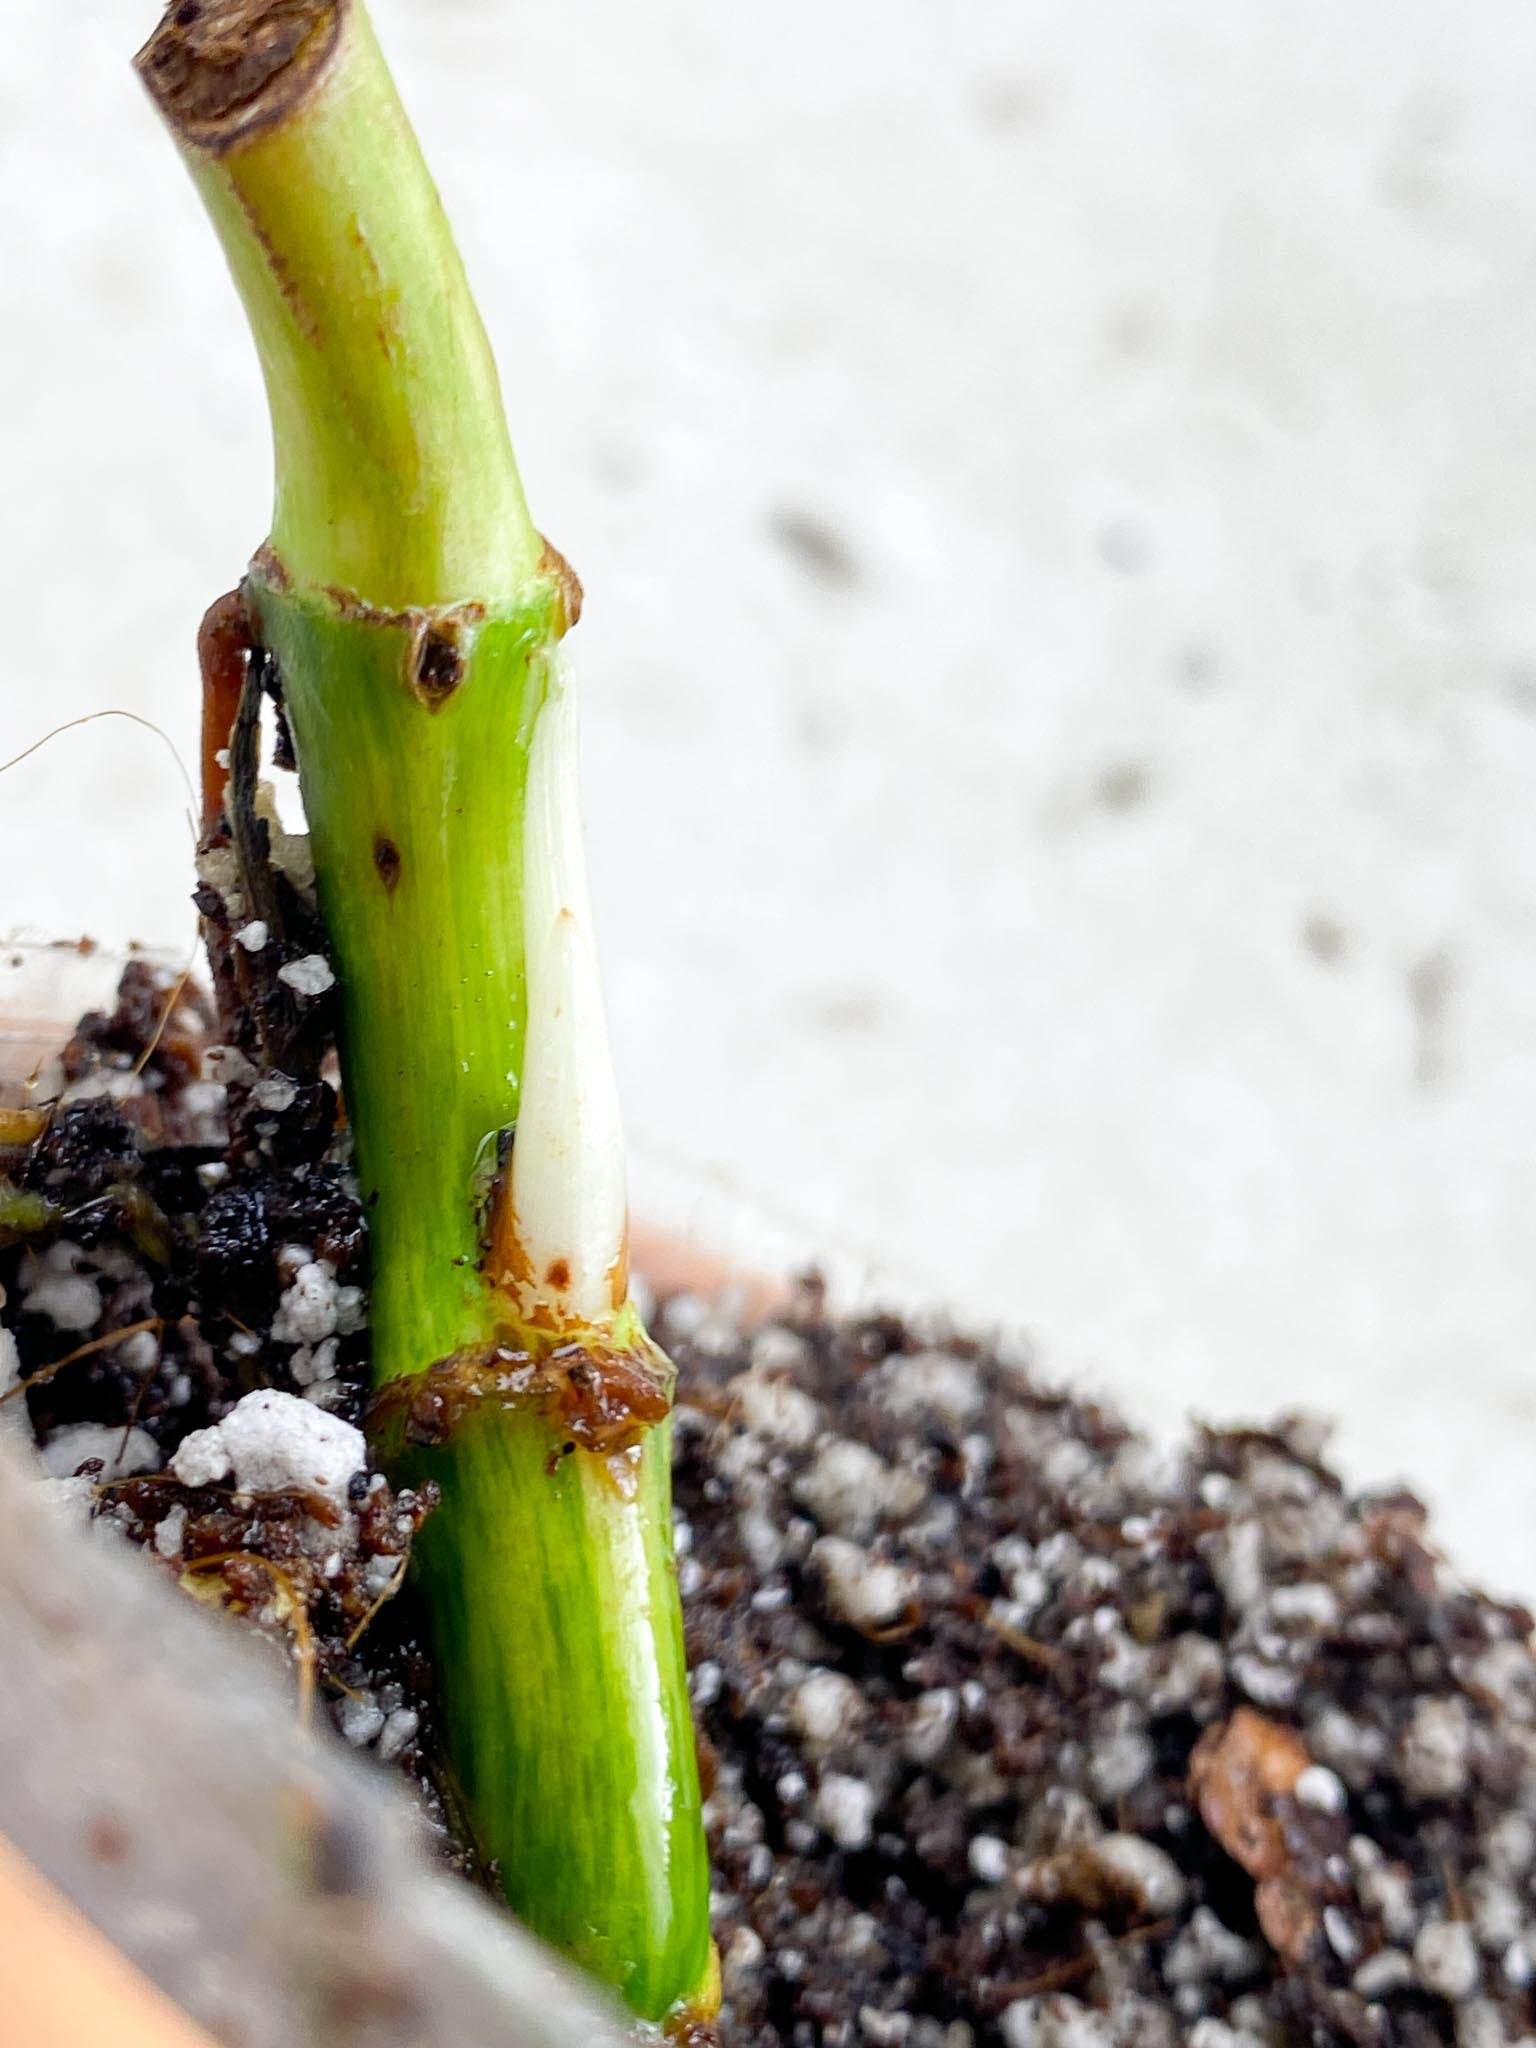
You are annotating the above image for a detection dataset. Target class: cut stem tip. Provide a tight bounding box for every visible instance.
[135,0,344,155]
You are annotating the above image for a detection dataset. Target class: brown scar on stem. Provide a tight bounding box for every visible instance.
[411,619,467,706]
[346,215,400,360]
[484,1151,631,1317]
[247,541,291,592]
[232,181,319,342]
[197,588,252,835]
[367,1331,674,1461]
[134,0,347,158]
[372,834,402,892]
[538,536,583,635]
[309,587,487,710]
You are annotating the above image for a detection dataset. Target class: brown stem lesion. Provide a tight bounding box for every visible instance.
[135,0,345,155]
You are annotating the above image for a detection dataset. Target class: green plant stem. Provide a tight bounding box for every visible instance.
[137,0,710,2018]
[144,0,538,606]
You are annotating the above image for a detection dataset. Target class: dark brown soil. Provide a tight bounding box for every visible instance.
[659,1287,1536,2048]
[0,954,470,1865]
[5,949,1536,2048]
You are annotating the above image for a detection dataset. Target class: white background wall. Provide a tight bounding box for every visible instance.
[5,0,1536,1592]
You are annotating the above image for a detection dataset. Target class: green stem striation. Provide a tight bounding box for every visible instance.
[139,0,710,2019]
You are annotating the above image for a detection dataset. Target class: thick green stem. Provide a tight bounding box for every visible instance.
[138,0,538,606]
[137,0,711,2019]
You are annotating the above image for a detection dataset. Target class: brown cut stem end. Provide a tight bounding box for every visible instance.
[134,0,346,155]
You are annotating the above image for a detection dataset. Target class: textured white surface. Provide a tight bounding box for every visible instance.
[170,1388,366,1506]
[4,1,1536,1589]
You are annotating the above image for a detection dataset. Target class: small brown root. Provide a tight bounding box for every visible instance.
[196,588,252,834]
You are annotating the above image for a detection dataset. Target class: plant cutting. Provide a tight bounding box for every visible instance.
[131,0,710,2022]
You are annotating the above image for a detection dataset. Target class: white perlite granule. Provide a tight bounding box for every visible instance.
[1353,1843,1418,1944]
[791,1668,865,1749]
[170,1388,365,1509]
[794,1438,893,1538]
[277,954,336,998]
[38,1421,160,1481]
[37,1474,97,1523]
[254,783,316,893]
[736,1507,785,1574]
[195,844,245,920]
[0,1310,30,1445]
[968,1833,1010,1884]
[1352,1949,1415,1999]
[730,1370,822,1447]
[1000,2003,1044,2048]
[153,1503,188,1559]
[271,1259,341,1344]
[234,920,270,953]
[858,2009,910,2047]
[1162,1906,1265,1988]
[1488,1813,1536,1882]
[1467,1873,1523,1951]
[814,1771,877,1850]
[1309,1705,1388,1788]
[1087,1834,1187,1917]
[1455,2001,1515,2048]
[1147,1632,1225,1714]
[1294,1764,1347,1814]
[811,1535,917,1633]
[203,1044,257,1086]
[1001,1998,1112,2048]
[748,1325,809,1374]
[378,1707,420,1763]
[19,1240,100,1333]
[1087,1725,1153,1802]
[902,1687,958,1764]
[991,1535,1051,1623]
[1401,1695,1472,1802]
[1414,1917,1480,2001]
[291,1338,340,1387]
[118,1328,161,1376]
[270,1257,363,1346]
[877,1350,982,1427]
[1188,2024,1267,2048]
[337,1695,385,1748]
[723,1925,765,1981]
[1268,1581,1340,1630]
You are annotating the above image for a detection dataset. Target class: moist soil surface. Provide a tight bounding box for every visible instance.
[4,957,1536,2048]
